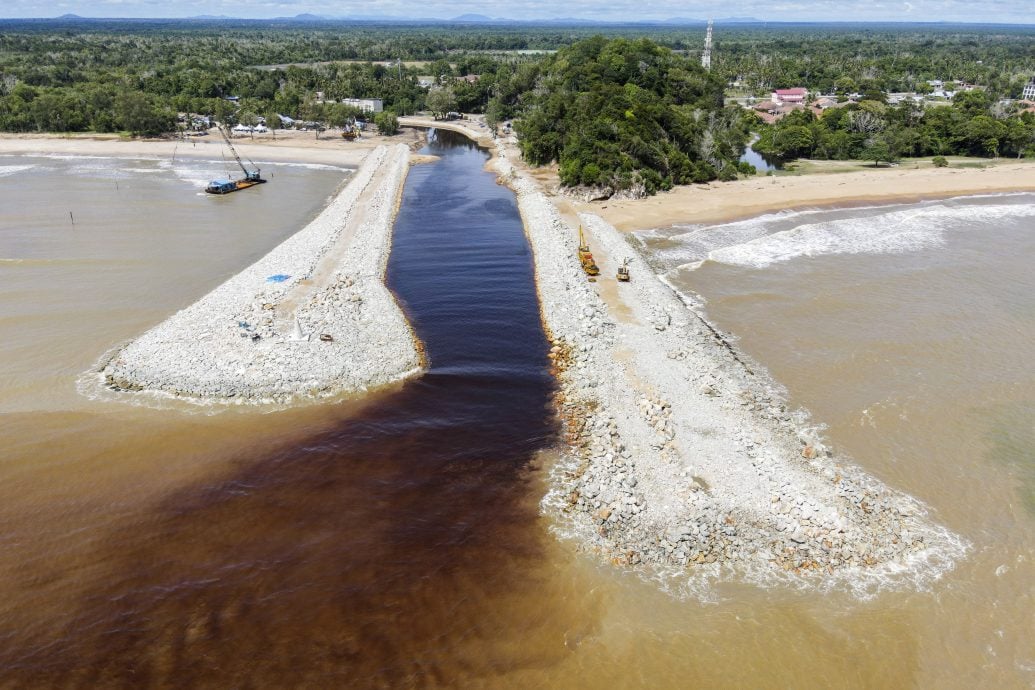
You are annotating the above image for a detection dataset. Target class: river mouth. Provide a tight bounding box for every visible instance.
[0,129,569,685]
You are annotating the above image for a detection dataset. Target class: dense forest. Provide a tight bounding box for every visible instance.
[0,19,1032,186]
[498,37,753,194]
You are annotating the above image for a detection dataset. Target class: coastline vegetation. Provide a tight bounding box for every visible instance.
[0,19,1032,179]
[754,91,1035,166]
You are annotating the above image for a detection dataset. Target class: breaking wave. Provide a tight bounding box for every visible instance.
[0,164,36,177]
[708,202,1035,269]
[640,194,1035,273]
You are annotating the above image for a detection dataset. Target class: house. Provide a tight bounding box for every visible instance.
[751,99,803,124]
[458,74,480,84]
[277,114,296,127]
[417,75,436,88]
[1023,78,1035,101]
[887,92,923,105]
[772,87,807,104]
[812,96,839,110]
[341,98,384,113]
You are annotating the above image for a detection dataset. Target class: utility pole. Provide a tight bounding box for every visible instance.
[702,19,713,71]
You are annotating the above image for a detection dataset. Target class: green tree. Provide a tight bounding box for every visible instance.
[114,91,175,136]
[861,134,897,167]
[961,115,1006,157]
[425,86,457,118]
[374,110,399,135]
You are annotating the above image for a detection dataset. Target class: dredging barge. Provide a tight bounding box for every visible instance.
[205,125,266,195]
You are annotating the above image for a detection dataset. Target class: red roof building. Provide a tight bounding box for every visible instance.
[772,87,808,104]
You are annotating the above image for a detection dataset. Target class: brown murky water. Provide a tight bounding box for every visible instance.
[2,144,1033,689]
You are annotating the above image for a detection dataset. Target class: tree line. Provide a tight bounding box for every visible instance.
[754,91,1035,166]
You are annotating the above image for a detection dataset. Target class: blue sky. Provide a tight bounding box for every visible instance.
[0,0,1032,23]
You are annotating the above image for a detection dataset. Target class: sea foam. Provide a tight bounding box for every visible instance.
[0,164,36,177]
[644,197,1035,272]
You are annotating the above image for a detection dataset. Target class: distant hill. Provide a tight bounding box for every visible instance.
[451,14,495,22]
[55,13,84,19]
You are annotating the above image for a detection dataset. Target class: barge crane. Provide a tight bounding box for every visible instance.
[206,125,267,195]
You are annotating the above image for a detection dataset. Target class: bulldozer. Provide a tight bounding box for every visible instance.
[577,226,600,276]
[341,121,360,141]
[617,258,631,282]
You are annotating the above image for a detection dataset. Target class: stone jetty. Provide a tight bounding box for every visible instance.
[490,134,964,594]
[102,144,423,404]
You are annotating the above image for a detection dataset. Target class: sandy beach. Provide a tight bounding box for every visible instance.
[0,128,424,167]
[571,160,1035,231]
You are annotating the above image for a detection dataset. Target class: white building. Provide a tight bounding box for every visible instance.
[341,98,384,113]
[1023,78,1035,101]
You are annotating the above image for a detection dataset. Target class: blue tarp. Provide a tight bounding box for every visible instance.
[266,274,291,283]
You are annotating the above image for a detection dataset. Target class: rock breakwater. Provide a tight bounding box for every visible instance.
[101,144,422,404]
[492,137,965,595]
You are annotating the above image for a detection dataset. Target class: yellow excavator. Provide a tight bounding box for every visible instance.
[578,226,600,276]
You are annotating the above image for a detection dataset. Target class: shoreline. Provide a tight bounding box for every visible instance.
[418,117,967,592]
[99,143,425,405]
[0,129,424,168]
[574,161,1035,231]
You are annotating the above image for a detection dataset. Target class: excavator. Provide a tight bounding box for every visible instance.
[205,125,266,194]
[341,119,360,141]
[577,226,600,276]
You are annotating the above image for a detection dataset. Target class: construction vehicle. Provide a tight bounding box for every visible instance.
[341,119,360,141]
[617,258,631,282]
[205,125,266,194]
[577,226,600,276]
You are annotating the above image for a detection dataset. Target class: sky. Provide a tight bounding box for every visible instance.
[0,0,1032,23]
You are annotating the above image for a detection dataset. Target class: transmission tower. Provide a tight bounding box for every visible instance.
[702,19,713,71]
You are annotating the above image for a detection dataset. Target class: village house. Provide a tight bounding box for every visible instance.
[417,75,436,88]
[887,92,924,105]
[458,74,480,84]
[1023,77,1035,101]
[341,98,384,113]
[751,99,803,124]
[771,87,807,104]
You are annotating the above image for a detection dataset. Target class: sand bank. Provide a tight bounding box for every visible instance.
[100,144,423,404]
[476,128,966,593]
[573,160,1035,231]
[0,128,423,167]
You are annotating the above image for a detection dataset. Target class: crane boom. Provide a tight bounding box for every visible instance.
[217,124,259,180]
